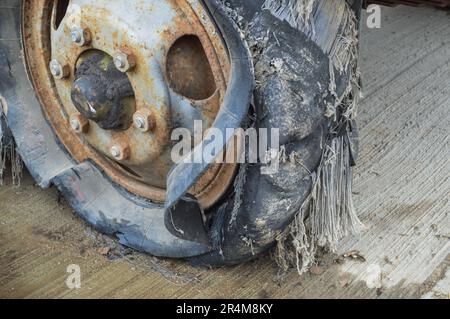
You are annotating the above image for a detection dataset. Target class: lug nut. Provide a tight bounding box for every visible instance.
[110,146,121,158]
[133,109,155,132]
[70,27,91,47]
[134,117,145,129]
[49,59,70,79]
[114,51,136,73]
[110,144,130,161]
[70,114,89,134]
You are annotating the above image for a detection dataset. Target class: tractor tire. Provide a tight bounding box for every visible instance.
[0,0,361,266]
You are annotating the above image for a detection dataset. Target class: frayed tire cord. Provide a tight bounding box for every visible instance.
[0,115,6,185]
[0,104,22,187]
[190,0,363,267]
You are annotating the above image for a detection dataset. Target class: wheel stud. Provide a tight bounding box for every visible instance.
[134,116,145,129]
[49,59,70,79]
[110,144,130,161]
[70,114,89,134]
[70,27,91,47]
[114,51,136,73]
[133,109,155,132]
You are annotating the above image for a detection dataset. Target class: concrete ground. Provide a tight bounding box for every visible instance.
[0,6,449,299]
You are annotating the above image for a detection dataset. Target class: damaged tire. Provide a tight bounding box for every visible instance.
[0,0,361,266]
[192,0,362,266]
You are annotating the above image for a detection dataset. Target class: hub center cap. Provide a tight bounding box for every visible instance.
[71,51,135,131]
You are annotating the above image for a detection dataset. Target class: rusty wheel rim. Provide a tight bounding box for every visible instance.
[22,0,237,208]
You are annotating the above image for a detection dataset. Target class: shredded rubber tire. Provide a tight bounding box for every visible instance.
[191,0,362,266]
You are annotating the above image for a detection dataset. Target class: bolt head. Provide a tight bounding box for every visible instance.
[70,119,80,131]
[114,51,136,72]
[134,116,145,129]
[114,55,126,69]
[49,59,70,79]
[71,30,82,43]
[133,109,155,132]
[110,144,130,161]
[69,114,89,133]
[110,146,121,158]
[70,27,90,47]
[50,64,61,77]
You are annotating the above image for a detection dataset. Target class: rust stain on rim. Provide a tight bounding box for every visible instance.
[22,0,237,209]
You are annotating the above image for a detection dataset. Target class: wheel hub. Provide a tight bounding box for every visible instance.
[71,50,135,131]
[22,0,236,208]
